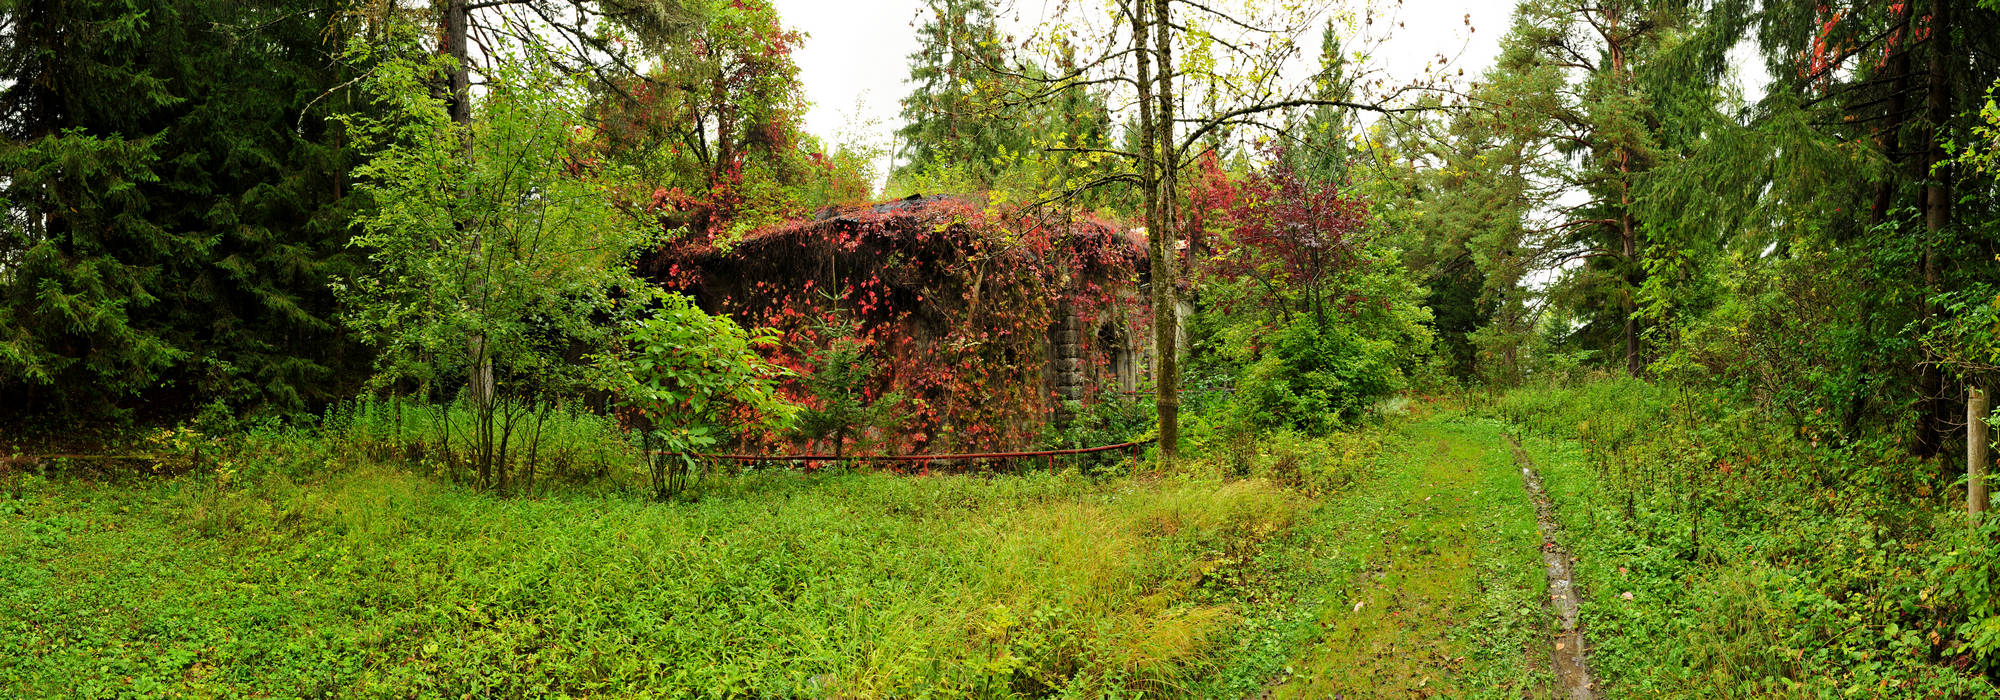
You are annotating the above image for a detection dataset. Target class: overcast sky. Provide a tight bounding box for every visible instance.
[768,0,1765,194]
[770,0,1513,191]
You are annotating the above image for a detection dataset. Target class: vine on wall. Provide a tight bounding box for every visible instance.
[649,197,1147,457]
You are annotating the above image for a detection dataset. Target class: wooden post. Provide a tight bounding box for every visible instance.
[1971,385,1990,518]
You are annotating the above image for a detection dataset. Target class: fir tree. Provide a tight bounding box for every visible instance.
[0,0,370,422]
[891,0,1015,188]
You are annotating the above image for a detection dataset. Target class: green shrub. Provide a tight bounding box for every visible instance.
[792,315,902,459]
[600,294,797,499]
[1940,517,2000,669]
[1044,393,1155,476]
[1231,320,1399,433]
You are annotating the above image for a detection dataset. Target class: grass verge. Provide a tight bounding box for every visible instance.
[1495,378,1999,698]
[1,462,1303,697]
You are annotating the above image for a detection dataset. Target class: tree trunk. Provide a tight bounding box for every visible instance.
[1914,0,1953,458]
[444,0,495,429]
[1869,3,1915,224]
[1621,213,1639,377]
[1149,0,1180,465]
[445,0,471,125]
[1970,385,1990,517]
[1128,0,1174,467]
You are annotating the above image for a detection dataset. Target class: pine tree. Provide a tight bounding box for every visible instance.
[1740,0,2000,454]
[1435,0,1701,377]
[0,0,370,422]
[891,0,1016,188]
[1292,22,1355,185]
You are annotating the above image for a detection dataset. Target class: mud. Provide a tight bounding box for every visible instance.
[1507,434,1596,700]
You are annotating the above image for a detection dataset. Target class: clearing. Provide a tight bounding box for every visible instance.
[2,414,1602,697]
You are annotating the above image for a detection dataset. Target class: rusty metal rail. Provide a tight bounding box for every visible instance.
[2,453,162,462]
[661,438,1156,470]
[5,439,1160,473]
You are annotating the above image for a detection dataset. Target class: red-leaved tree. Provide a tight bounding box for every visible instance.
[1207,148,1375,328]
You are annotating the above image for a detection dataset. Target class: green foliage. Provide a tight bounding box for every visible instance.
[600,294,795,498]
[1286,22,1357,185]
[323,395,635,490]
[1655,220,1924,437]
[0,0,369,421]
[891,0,1014,189]
[337,35,661,490]
[0,456,1314,697]
[1192,236,1435,436]
[889,5,1118,211]
[593,0,870,241]
[1232,321,1398,433]
[1939,517,2000,668]
[1043,393,1153,476]
[791,315,902,459]
[1190,426,1383,498]
[1956,81,2000,175]
[1494,379,1998,695]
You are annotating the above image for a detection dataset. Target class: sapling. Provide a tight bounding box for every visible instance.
[792,309,904,460]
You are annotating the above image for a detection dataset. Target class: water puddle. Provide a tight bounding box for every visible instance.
[1507,434,1596,700]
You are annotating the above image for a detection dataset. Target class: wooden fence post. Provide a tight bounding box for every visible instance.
[1971,385,1990,518]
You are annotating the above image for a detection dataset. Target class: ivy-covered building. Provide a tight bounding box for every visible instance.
[645,195,1150,455]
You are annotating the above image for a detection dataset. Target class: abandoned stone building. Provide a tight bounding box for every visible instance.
[644,195,1152,454]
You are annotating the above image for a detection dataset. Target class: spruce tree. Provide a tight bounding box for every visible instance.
[892,0,1016,188]
[0,0,370,422]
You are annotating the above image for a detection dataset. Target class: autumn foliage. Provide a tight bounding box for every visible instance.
[1196,148,1377,327]
[649,197,1147,457]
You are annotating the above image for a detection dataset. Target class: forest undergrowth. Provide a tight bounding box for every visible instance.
[1494,378,2000,697]
[0,413,1391,698]
[7,383,2000,697]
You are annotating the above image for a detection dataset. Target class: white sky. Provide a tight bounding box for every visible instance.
[769,0,1768,195]
[771,0,1513,193]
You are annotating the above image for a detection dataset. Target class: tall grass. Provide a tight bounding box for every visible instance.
[0,453,1306,697]
[1491,378,1997,697]
[321,395,636,492]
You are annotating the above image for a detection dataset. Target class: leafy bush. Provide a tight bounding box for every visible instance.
[1231,320,1400,433]
[600,294,796,499]
[1939,517,2000,669]
[1199,427,1379,496]
[1043,393,1154,476]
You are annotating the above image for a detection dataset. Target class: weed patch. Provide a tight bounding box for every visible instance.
[1494,380,1998,697]
[0,457,1312,697]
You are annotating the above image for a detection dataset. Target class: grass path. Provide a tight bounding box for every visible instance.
[1262,417,1553,698]
[3,413,1580,697]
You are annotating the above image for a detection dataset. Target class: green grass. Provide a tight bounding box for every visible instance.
[1,460,1314,697]
[1257,418,1548,698]
[45,387,1944,698]
[1494,379,2000,698]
